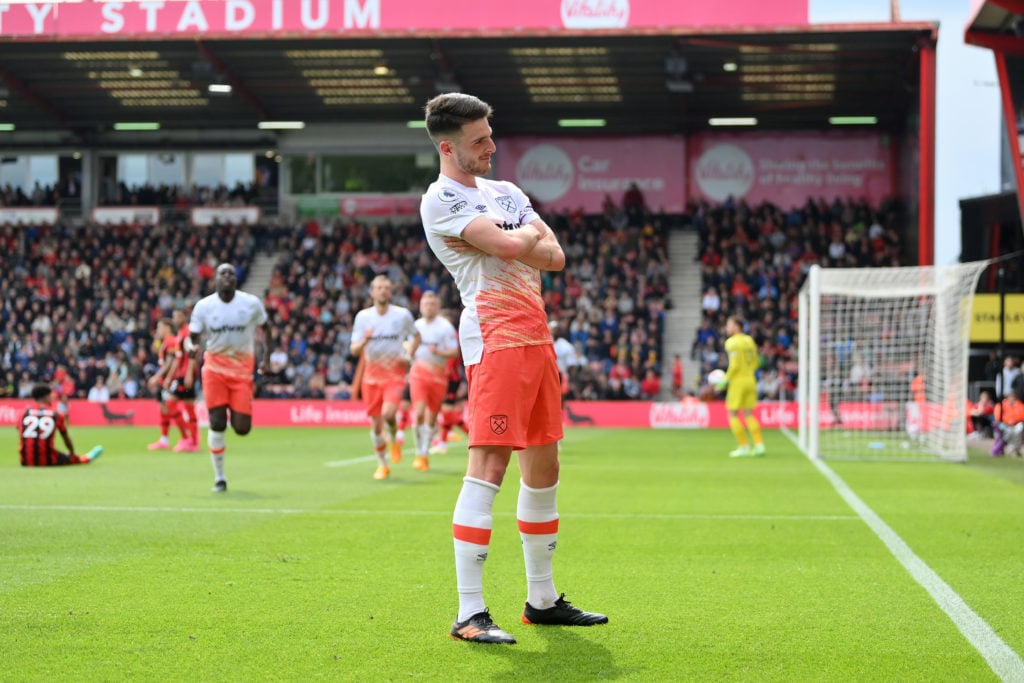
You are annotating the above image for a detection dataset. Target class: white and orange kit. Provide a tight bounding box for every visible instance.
[411,314,459,413]
[352,304,417,417]
[189,290,268,415]
[420,175,562,449]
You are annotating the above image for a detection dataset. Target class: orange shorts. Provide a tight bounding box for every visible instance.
[361,379,406,418]
[465,344,563,450]
[410,375,447,414]
[202,367,254,415]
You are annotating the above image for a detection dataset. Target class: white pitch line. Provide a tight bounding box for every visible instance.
[781,427,1024,682]
[0,504,856,522]
[323,455,378,467]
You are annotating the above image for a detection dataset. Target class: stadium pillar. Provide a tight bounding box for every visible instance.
[917,38,936,266]
[994,51,1024,231]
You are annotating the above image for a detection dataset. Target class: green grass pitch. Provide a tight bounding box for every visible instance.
[2,425,1023,681]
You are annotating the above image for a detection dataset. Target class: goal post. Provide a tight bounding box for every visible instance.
[797,262,989,461]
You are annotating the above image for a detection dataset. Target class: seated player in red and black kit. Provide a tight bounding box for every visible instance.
[18,384,102,467]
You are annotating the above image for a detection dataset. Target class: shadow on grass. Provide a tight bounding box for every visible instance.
[462,626,635,681]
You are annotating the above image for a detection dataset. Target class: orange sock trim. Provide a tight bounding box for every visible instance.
[452,523,491,545]
[518,519,559,534]
[210,446,226,455]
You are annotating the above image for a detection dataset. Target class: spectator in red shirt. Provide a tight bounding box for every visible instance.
[640,368,661,399]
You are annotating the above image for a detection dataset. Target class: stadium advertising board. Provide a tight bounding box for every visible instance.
[495,137,686,213]
[0,399,806,429]
[0,207,58,225]
[0,0,806,39]
[190,206,261,226]
[688,132,895,209]
[0,399,931,430]
[92,206,161,225]
[970,293,1024,342]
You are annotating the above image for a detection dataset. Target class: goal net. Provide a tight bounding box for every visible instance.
[797,262,988,461]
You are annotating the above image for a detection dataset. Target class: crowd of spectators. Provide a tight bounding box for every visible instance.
[0,219,264,402]
[690,196,907,400]
[1,187,673,403]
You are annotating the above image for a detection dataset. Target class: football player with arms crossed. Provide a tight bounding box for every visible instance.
[350,274,421,480]
[716,315,766,457]
[188,263,271,493]
[420,92,607,645]
[409,290,460,471]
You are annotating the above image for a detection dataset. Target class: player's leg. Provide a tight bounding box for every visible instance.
[166,395,190,450]
[450,351,523,644]
[381,382,403,464]
[202,367,231,492]
[450,443,515,643]
[727,404,751,457]
[746,408,765,455]
[362,384,390,478]
[56,449,102,465]
[148,397,171,450]
[396,387,411,448]
[516,345,605,627]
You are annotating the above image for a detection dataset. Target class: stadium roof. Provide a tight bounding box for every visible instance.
[0,23,935,143]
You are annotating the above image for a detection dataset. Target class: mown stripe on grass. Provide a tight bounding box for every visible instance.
[0,504,856,521]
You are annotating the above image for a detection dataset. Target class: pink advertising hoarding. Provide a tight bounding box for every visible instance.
[0,0,807,40]
[495,136,685,214]
[687,132,896,210]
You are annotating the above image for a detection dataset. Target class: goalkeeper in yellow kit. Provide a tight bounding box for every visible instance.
[715,316,766,457]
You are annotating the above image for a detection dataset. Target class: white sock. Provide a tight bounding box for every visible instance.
[413,422,425,455]
[418,424,434,456]
[453,476,500,622]
[518,480,559,610]
[208,430,226,481]
[369,429,388,466]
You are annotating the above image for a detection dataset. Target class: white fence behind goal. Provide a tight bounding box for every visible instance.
[797,262,988,461]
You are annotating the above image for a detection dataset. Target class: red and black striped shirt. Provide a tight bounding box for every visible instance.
[18,405,68,467]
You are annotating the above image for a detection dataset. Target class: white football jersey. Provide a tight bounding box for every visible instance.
[420,174,550,365]
[412,315,458,382]
[352,304,417,384]
[190,290,268,378]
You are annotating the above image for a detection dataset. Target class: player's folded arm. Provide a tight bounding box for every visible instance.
[459,216,540,261]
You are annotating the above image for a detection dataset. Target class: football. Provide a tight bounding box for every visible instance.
[708,369,726,386]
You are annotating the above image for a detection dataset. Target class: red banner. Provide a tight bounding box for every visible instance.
[0,399,917,431]
[0,1,807,40]
[688,132,895,209]
[495,137,686,213]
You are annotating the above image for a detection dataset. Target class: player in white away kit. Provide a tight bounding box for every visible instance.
[350,275,421,480]
[188,263,271,493]
[421,92,607,645]
[409,291,460,472]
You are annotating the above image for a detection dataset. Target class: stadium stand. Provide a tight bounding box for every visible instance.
[0,220,261,399]
[690,196,907,399]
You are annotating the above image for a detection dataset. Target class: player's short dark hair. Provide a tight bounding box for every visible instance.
[727,315,745,328]
[424,93,493,144]
[158,317,173,328]
[31,383,52,401]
